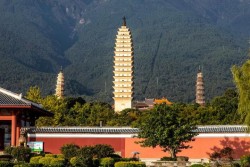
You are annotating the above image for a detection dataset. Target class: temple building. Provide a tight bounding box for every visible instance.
[113,17,134,112]
[55,68,65,99]
[0,87,52,150]
[195,68,205,106]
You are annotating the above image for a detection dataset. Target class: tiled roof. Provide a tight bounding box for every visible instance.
[21,125,249,134]
[0,87,53,116]
[22,127,139,134]
[0,87,39,106]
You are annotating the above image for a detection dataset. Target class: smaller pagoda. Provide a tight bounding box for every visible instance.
[196,68,205,106]
[55,68,65,99]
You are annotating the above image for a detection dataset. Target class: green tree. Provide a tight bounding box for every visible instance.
[25,86,42,103]
[136,103,197,158]
[232,60,250,124]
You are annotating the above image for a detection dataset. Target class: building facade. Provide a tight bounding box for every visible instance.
[0,87,52,149]
[23,125,250,161]
[113,17,134,112]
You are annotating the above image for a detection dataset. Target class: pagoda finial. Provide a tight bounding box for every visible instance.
[198,65,201,72]
[122,16,126,26]
[60,66,63,72]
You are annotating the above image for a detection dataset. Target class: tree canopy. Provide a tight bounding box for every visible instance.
[135,103,198,158]
[232,59,250,125]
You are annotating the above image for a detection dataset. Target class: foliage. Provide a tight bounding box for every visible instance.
[50,158,65,167]
[4,146,31,162]
[93,144,115,159]
[190,164,205,167]
[25,86,42,103]
[0,161,14,167]
[29,156,43,164]
[240,155,250,167]
[60,143,80,160]
[100,157,115,167]
[136,103,197,158]
[160,156,177,161]
[209,147,233,161]
[232,59,250,125]
[114,161,146,167]
[38,157,53,166]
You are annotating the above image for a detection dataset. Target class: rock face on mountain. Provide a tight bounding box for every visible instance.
[0,0,249,103]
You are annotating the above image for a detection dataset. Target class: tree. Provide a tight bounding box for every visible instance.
[25,86,42,103]
[136,103,197,158]
[232,60,250,124]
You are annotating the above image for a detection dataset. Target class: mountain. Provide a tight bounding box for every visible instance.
[0,0,249,103]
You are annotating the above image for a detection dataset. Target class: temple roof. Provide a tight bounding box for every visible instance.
[0,87,53,116]
[154,97,172,105]
[21,125,249,134]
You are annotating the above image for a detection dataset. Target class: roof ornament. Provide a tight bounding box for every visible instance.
[122,16,126,26]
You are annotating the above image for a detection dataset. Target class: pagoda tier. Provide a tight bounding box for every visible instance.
[195,71,205,106]
[113,18,134,112]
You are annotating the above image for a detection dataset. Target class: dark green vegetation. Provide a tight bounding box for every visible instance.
[136,103,197,158]
[26,86,241,127]
[0,0,249,103]
[232,59,250,125]
[3,144,145,167]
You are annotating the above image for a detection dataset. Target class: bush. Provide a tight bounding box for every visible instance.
[8,146,31,162]
[240,155,250,167]
[60,143,80,160]
[100,157,115,167]
[0,161,14,167]
[93,144,115,159]
[190,164,205,167]
[38,157,53,166]
[4,146,14,155]
[56,154,64,159]
[50,158,65,167]
[29,156,43,164]
[69,157,92,167]
[114,161,146,167]
[45,154,56,158]
[160,156,177,161]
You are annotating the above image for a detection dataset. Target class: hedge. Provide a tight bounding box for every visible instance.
[114,161,146,167]
[100,157,115,167]
[0,161,14,167]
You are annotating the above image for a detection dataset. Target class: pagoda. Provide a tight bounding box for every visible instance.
[113,17,134,112]
[55,68,65,99]
[196,68,205,106]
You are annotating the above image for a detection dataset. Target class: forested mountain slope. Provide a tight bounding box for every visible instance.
[0,0,249,103]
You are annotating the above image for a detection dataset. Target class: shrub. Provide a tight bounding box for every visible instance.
[60,143,80,160]
[38,157,53,166]
[160,156,177,161]
[114,161,146,167]
[29,156,43,164]
[56,154,64,159]
[100,157,115,167]
[69,157,77,167]
[240,155,250,167]
[78,146,95,159]
[190,164,205,167]
[9,146,31,162]
[69,157,92,167]
[0,161,14,167]
[45,154,56,158]
[50,158,65,167]
[4,146,14,155]
[93,144,115,158]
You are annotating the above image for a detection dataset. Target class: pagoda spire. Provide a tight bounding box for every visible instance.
[55,68,65,99]
[195,67,205,106]
[122,16,126,26]
[113,18,134,112]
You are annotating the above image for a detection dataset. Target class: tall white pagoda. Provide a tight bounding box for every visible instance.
[196,68,205,106]
[55,68,65,99]
[113,17,134,112]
